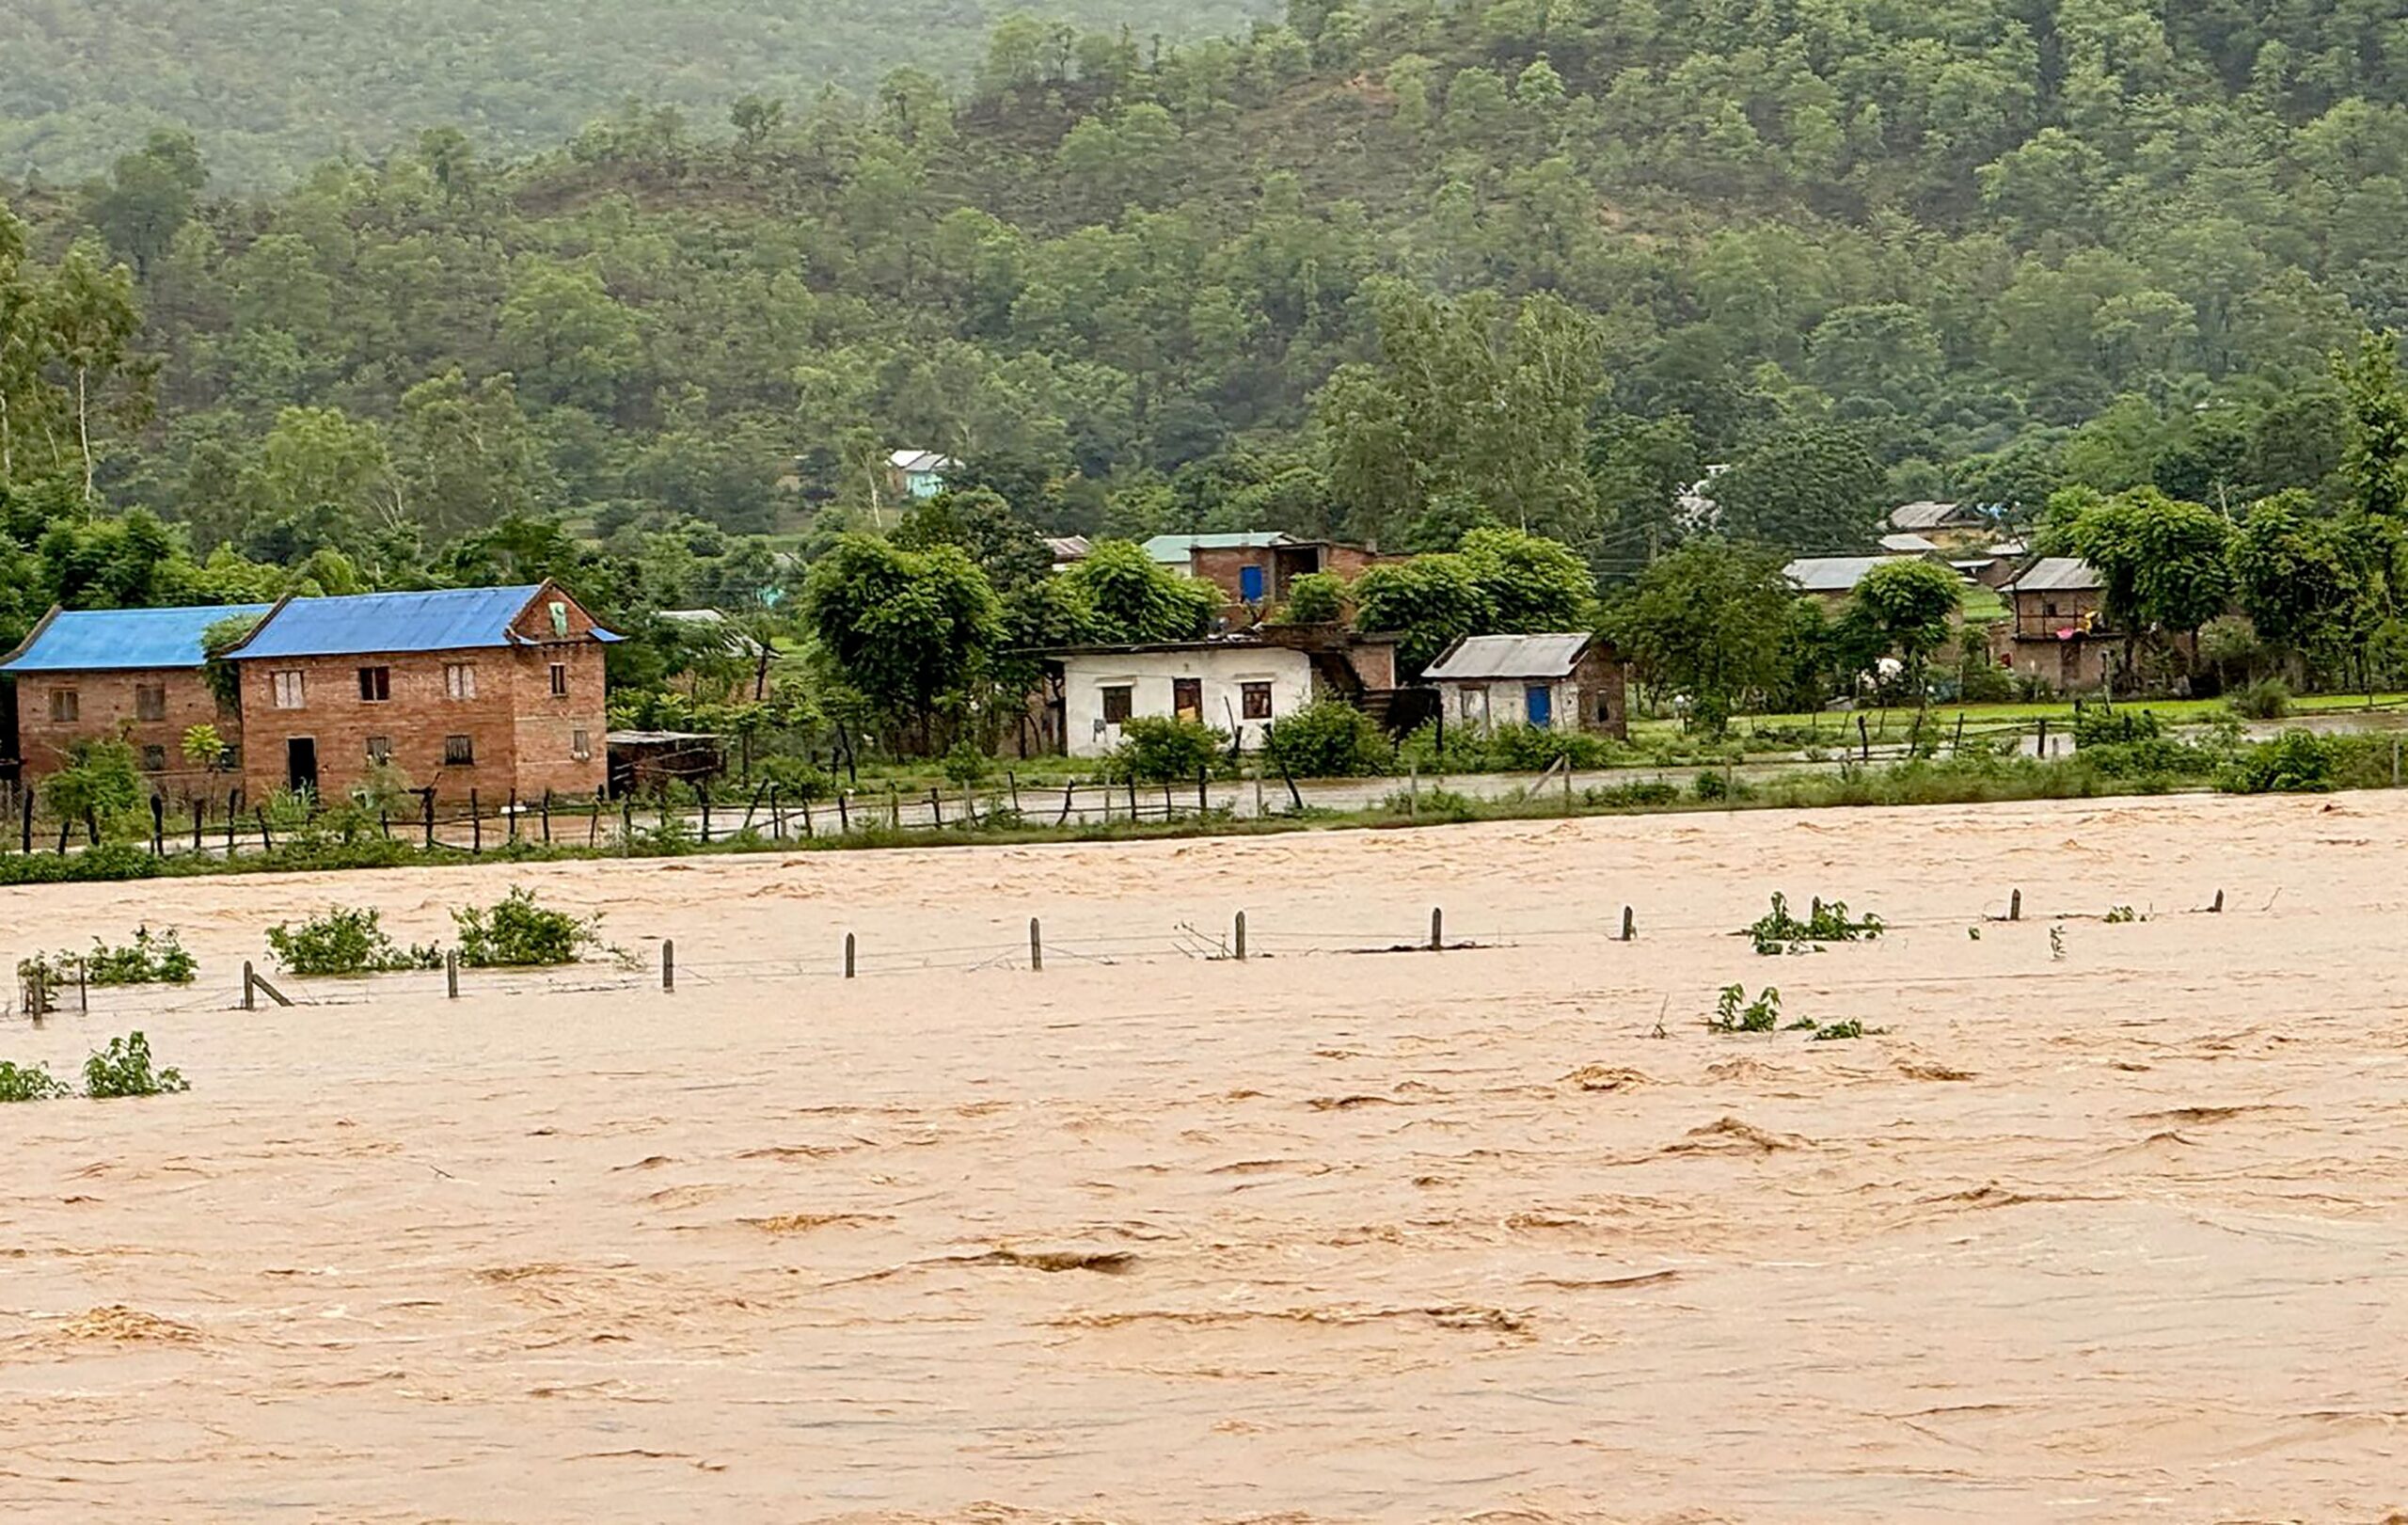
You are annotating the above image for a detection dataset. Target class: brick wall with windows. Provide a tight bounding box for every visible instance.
[235,643,607,804]
[9,668,241,798]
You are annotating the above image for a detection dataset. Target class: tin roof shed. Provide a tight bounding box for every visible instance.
[1420,633,1599,682]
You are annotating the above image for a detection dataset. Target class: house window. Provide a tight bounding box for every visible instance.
[357,666,391,702]
[140,745,166,772]
[444,663,477,700]
[366,737,393,765]
[1460,686,1484,719]
[135,685,166,722]
[1101,685,1133,724]
[443,735,475,766]
[48,689,78,723]
[572,729,592,761]
[272,670,306,709]
[2042,600,2059,618]
[1241,681,1274,720]
[1173,677,1202,720]
[549,662,568,696]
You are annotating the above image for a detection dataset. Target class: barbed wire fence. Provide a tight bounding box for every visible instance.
[8,873,2244,1026]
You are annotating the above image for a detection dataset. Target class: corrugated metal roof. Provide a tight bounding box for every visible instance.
[235,585,609,659]
[1879,532,1941,553]
[1783,555,1904,594]
[1887,500,1979,531]
[2005,557,2100,593]
[1420,633,1594,681]
[0,602,274,673]
[1141,532,1294,564]
[887,448,957,473]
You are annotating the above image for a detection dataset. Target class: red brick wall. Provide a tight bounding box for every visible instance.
[237,645,607,804]
[11,668,241,798]
[1188,547,1273,608]
[1575,647,1630,738]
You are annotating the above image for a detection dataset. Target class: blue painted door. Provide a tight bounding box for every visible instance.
[1525,685,1552,727]
[1239,564,1266,603]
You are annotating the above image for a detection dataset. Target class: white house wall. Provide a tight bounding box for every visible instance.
[1060,649,1314,758]
[1440,678,1583,732]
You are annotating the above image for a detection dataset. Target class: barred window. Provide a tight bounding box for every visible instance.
[443,735,475,765]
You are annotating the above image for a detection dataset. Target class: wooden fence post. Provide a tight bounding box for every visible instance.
[1429,907,1444,951]
[508,790,519,842]
[19,789,31,853]
[1857,713,1871,763]
[1234,910,1247,961]
[541,790,552,844]
[699,786,712,845]
[150,796,165,854]
[928,788,943,827]
[76,957,87,1012]
[1008,770,1022,813]
[470,789,482,853]
[255,807,272,853]
[843,932,856,979]
[422,788,436,850]
[242,960,257,1011]
[192,798,204,852]
[2009,887,2022,921]
[1028,917,1042,973]
[1621,905,1636,942]
[445,949,459,1000]
[836,792,850,832]
[662,939,675,993]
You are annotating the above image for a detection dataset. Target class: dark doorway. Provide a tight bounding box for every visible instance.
[286,738,319,796]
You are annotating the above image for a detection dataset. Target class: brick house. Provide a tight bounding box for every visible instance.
[0,602,270,796]
[225,582,618,803]
[1419,633,1629,739]
[1141,532,1390,617]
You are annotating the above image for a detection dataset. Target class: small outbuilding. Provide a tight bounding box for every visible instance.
[1419,633,1628,739]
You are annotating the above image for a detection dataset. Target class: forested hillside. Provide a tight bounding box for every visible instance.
[0,0,1274,184]
[6,0,2408,630]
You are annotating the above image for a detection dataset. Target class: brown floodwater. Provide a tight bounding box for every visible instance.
[2,794,2405,1522]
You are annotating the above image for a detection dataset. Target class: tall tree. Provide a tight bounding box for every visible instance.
[1608,538,1798,733]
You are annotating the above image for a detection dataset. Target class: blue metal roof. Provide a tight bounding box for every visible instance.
[0,603,275,673]
[235,585,611,659]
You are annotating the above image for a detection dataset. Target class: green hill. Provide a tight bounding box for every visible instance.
[4,0,2408,599]
[0,0,1276,184]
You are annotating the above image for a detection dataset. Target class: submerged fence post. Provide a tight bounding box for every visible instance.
[1621,905,1637,942]
[445,949,459,1000]
[242,960,257,1012]
[423,788,436,849]
[843,931,856,979]
[470,789,482,853]
[2210,888,2225,914]
[76,957,87,1012]
[662,939,675,993]
[1028,917,1042,973]
[1234,910,1247,961]
[1429,906,1444,951]
[2009,887,2023,921]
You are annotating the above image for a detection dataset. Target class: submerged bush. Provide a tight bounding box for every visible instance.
[266,906,444,977]
[19,927,197,990]
[83,1032,189,1099]
[452,887,601,967]
[2221,728,2334,793]
[2071,706,2162,747]
[0,1060,72,1104]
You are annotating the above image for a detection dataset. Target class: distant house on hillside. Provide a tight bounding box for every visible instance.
[1990,557,2112,692]
[1885,500,1991,549]
[1043,535,1091,570]
[1419,633,1628,739]
[886,449,958,501]
[1783,554,1921,605]
[1140,532,1389,615]
[225,581,618,804]
[0,602,271,792]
